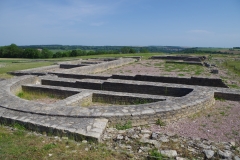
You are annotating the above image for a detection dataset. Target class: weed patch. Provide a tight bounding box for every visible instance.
[43,143,57,151]
[116,121,132,130]
[156,119,166,127]
[148,149,166,160]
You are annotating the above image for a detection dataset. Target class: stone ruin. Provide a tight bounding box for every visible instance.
[0,57,240,142]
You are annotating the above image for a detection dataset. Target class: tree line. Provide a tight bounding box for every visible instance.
[0,44,151,59]
[18,45,183,53]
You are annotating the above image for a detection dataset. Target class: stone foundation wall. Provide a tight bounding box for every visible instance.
[10,76,40,93]
[22,85,79,99]
[63,58,136,74]
[214,92,240,101]
[102,82,193,97]
[92,93,162,105]
[60,64,88,69]
[112,75,228,88]
[9,65,59,76]
[108,95,215,126]
[150,56,205,62]
[41,78,193,97]
[166,61,203,66]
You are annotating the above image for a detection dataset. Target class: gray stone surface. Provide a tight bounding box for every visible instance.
[203,150,215,159]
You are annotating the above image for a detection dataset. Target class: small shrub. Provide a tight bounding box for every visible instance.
[156,119,166,127]
[116,121,132,130]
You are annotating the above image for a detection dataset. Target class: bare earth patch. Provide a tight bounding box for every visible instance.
[150,100,240,144]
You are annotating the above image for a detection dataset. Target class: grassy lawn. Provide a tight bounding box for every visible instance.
[0,125,127,160]
[153,62,204,75]
[0,59,54,79]
[223,60,240,76]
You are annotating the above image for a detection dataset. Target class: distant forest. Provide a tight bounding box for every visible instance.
[0,44,234,59]
[0,44,184,59]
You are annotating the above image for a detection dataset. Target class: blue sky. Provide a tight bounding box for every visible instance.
[0,0,240,47]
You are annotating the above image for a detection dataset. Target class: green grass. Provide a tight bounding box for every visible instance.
[0,58,54,79]
[148,149,166,160]
[214,96,225,101]
[0,125,127,160]
[222,60,240,76]
[163,63,204,75]
[115,121,132,130]
[16,91,63,101]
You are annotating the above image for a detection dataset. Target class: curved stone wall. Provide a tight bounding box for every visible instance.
[1,75,239,141]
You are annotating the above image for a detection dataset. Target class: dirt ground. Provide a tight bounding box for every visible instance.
[150,100,240,144]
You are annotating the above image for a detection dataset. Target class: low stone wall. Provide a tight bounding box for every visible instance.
[59,64,88,69]
[9,76,40,93]
[102,81,193,97]
[41,77,193,97]
[166,61,203,66]
[53,73,110,80]
[92,93,163,105]
[150,56,205,62]
[58,58,136,74]
[108,95,215,126]
[214,92,240,101]
[49,73,228,88]
[22,85,79,99]
[9,65,59,76]
[57,59,82,65]
[151,56,188,60]
[112,74,228,88]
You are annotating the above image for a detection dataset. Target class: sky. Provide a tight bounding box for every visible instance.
[0,0,240,47]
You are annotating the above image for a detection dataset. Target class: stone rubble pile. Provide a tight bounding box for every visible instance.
[102,126,240,160]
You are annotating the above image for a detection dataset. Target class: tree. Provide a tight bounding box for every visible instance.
[53,51,62,58]
[129,48,136,53]
[121,47,130,53]
[140,48,149,53]
[22,48,40,58]
[41,48,53,58]
[70,50,78,57]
